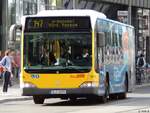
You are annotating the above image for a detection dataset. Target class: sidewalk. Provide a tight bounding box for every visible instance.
[0,79,32,103]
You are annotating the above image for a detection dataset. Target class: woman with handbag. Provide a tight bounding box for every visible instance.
[0,49,17,92]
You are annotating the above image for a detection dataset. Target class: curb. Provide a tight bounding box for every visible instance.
[0,96,32,104]
[135,83,150,88]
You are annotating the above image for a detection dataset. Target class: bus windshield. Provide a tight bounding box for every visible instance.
[23,32,92,73]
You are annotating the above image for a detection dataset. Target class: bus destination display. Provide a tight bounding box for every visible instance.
[24,17,91,32]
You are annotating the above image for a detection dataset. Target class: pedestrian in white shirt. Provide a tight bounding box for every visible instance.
[0,49,17,92]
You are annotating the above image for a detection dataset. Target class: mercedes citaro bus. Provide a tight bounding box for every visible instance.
[11,10,135,104]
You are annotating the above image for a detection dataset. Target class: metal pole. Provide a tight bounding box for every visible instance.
[128,0,132,25]
[149,9,150,38]
[73,0,76,9]
[5,0,8,49]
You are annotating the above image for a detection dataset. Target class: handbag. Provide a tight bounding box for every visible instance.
[0,66,4,74]
[0,57,7,74]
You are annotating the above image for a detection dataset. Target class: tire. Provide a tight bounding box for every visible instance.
[118,93,127,99]
[33,95,45,104]
[69,97,77,101]
[109,94,118,100]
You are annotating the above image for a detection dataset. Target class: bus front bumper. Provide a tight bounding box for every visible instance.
[22,87,102,97]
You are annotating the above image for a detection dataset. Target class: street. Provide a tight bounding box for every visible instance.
[1,1,150,113]
[0,86,150,113]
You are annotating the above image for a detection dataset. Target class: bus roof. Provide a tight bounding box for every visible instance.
[21,10,106,29]
[22,9,133,29]
[36,9,106,18]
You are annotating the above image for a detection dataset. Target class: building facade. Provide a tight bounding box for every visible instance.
[0,0,38,50]
[0,0,2,50]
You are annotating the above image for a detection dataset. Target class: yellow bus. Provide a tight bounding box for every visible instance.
[17,10,135,104]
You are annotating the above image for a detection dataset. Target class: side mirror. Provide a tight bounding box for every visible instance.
[97,32,105,47]
[9,24,22,49]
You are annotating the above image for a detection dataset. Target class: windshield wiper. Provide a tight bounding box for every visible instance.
[65,66,85,73]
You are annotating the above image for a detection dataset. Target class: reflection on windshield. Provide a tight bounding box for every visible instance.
[24,33,92,73]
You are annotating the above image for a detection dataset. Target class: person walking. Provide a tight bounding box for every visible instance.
[0,50,2,60]
[0,51,2,79]
[0,49,17,92]
[137,53,146,68]
[136,53,146,84]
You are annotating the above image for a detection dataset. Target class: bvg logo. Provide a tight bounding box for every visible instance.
[31,74,39,79]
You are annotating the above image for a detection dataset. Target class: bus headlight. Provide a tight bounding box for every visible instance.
[23,82,37,88]
[80,81,98,88]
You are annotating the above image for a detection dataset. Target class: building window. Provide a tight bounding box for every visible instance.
[23,0,37,15]
[143,15,148,30]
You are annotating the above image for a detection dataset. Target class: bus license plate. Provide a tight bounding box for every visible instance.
[50,90,66,94]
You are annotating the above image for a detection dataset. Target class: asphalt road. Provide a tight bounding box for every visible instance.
[0,86,150,113]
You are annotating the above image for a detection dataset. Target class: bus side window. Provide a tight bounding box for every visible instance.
[96,19,106,72]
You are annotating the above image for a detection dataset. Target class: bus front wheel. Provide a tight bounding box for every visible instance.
[33,95,45,104]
